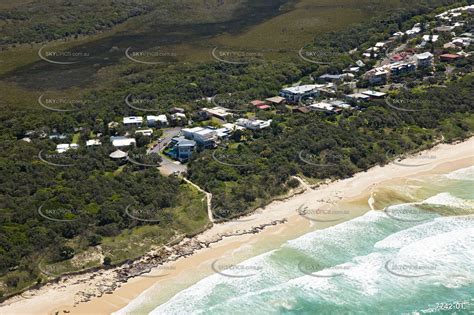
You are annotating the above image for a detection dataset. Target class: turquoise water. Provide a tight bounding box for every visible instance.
[118,166,474,315]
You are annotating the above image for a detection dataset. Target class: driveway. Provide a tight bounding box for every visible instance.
[149,127,182,154]
[147,127,187,175]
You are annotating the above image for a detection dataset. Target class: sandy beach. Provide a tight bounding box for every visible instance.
[1,138,473,315]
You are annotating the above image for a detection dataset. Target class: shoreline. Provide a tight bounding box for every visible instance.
[1,137,473,315]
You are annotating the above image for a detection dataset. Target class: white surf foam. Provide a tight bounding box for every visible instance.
[445,165,474,181]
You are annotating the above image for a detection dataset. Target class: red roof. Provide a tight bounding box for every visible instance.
[250,100,266,106]
[440,54,461,59]
[257,105,271,110]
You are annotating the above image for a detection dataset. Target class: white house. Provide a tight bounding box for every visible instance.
[236,118,272,130]
[309,102,335,112]
[147,115,168,127]
[56,143,79,153]
[182,127,217,148]
[123,116,143,126]
[110,136,136,148]
[422,34,439,42]
[415,52,434,68]
[222,123,245,132]
[171,113,186,121]
[135,129,153,136]
[86,139,102,146]
[279,85,320,103]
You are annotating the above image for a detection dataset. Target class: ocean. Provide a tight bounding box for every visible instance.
[117,166,474,315]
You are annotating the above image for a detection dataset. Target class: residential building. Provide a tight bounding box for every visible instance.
[389,62,416,76]
[169,107,185,114]
[319,74,344,82]
[182,127,217,148]
[279,85,320,103]
[49,134,67,140]
[203,107,232,120]
[330,100,352,109]
[109,149,127,160]
[135,129,153,136]
[147,115,168,127]
[123,116,143,126]
[56,143,79,153]
[440,53,463,62]
[257,104,271,110]
[422,34,439,42]
[171,113,186,121]
[167,136,196,162]
[346,93,371,102]
[265,96,286,106]
[362,90,387,99]
[236,118,272,130]
[308,102,335,112]
[365,69,389,85]
[250,100,266,107]
[434,25,455,33]
[415,52,434,68]
[295,107,311,114]
[222,123,245,132]
[110,136,136,148]
[86,139,101,146]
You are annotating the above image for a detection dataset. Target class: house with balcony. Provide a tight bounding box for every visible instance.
[182,127,217,149]
[166,136,196,162]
